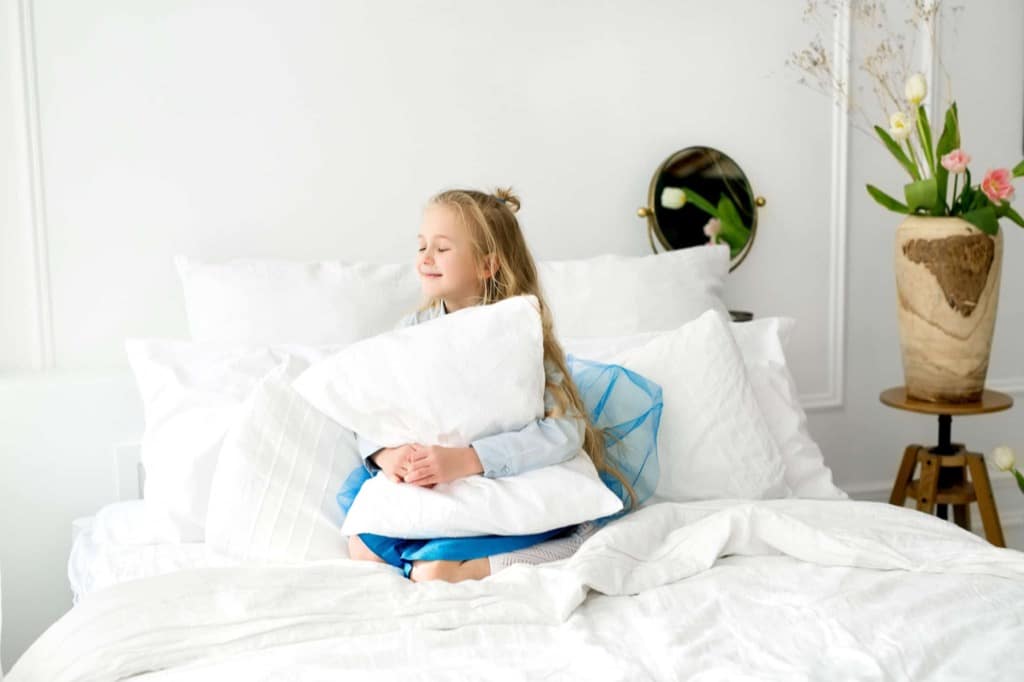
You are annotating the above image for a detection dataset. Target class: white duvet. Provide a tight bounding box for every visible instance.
[12,499,1024,681]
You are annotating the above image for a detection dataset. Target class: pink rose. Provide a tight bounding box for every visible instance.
[981,168,1015,204]
[940,148,971,174]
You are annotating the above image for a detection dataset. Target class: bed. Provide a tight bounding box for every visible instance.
[21,497,1024,681]
[8,246,1024,681]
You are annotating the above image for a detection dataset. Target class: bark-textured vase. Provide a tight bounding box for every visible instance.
[895,215,1003,403]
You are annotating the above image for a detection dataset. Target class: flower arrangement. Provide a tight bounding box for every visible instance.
[866,73,1024,235]
[788,0,1024,235]
[994,446,1024,495]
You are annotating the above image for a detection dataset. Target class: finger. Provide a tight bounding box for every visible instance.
[404,468,427,483]
[406,466,436,484]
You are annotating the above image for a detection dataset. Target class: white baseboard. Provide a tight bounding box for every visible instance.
[842,473,1024,542]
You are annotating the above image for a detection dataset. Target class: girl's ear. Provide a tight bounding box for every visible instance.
[479,253,499,280]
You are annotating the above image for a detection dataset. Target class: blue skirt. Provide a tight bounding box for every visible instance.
[338,466,574,578]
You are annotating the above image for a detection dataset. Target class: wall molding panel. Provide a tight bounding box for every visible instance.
[800,1,850,412]
[15,0,55,370]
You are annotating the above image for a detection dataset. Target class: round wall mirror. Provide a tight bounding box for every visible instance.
[637,146,765,271]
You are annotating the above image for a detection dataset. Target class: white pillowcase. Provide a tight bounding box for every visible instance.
[292,294,622,538]
[566,317,845,500]
[538,244,730,338]
[175,255,422,346]
[569,309,789,502]
[292,295,546,448]
[729,318,846,499]
[175,245,729,346]
[341,451,622,538]
[206,358,362,562]
[124,339,339,542]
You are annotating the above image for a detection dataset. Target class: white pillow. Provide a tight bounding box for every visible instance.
[576,309,789,502]
[175,245,729,346]
[175,255,422,345]
[124,339,339,542]
[566,318,845,500]
[206,358,362,562]
[729,319,847,499]
[341,450,621,538]
[538,244,730,338]
[292,294,622,538]
[292,295,546,448]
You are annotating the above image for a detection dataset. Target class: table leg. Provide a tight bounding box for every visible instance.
[915,451,940,514]
[890,445,922,506]
[966,454,1006,548]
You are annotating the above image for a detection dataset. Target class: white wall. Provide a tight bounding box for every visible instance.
[1,0,1022,672]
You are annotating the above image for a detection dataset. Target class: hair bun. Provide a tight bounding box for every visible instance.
[494,187,521,214]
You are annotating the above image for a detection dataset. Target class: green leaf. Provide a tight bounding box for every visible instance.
[681,188,718,218]
[905,177,938,212]
[716,196,749,237]
[956,167,974,213]
[962,205,999,235]
[1015,469,1024,495]
[935,102,961,158]
[715,196,751,257]
[866,184,910,213]
[1003,205,1024,228]
[934,102,961,214]
[916,105,936,175]
[1014,160,1024,178]
[875,126,921,181]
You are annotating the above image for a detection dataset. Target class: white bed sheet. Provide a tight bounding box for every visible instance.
[19,499,1024,681]
[68,501,238,603]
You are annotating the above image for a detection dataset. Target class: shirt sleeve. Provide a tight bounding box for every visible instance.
[469,359,586,479]
[356,433,384,473]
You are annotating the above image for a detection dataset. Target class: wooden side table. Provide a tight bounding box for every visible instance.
[881,386,1012,547]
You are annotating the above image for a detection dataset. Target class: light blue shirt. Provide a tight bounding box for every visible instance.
[357,299,585,478]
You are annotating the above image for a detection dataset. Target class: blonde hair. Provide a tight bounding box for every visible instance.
[420,187,637,510]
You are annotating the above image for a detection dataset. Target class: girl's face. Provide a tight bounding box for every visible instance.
[416,203,492,309]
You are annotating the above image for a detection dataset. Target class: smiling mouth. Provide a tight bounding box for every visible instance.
[421,272,442,278]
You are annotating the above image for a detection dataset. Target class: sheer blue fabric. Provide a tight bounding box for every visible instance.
[566,354,663,523]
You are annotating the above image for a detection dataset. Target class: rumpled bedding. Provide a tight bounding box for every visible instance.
[12,499,1024,681]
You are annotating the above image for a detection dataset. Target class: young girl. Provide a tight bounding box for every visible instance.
[347,187,636,583]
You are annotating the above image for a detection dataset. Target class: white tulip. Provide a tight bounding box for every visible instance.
[889,111,913,141]
[993,446,1016,472]
[660,187,687,210]
[905,73,927,106]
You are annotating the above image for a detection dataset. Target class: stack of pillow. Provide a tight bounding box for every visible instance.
[124,244,845,564]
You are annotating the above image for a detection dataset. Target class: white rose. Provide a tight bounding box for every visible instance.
[889,111,913,141]
[993,446,1016,472]
[660,187,687,210]
[905,73,927,106]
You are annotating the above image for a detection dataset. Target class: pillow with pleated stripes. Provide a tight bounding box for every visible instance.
[205,356,362,562]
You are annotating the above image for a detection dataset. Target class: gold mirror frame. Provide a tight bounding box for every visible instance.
[637,147,766,272]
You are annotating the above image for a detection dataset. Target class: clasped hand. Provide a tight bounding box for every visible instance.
[371,443,483,487]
